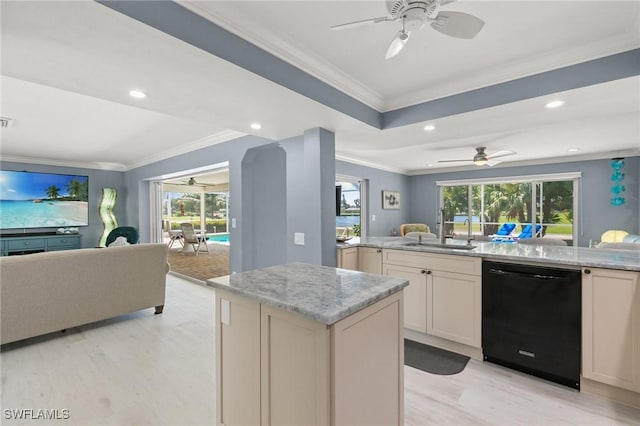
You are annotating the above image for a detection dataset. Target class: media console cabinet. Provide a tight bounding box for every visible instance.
[0,233,81,256]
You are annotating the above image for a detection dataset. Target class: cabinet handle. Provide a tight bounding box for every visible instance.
[421,270,426,274]
[377,249,382,253]
[427,270,432,275]
[584,269,591,275]
[24,241,30,246]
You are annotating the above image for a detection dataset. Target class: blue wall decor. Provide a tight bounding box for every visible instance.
[610,158,626,206]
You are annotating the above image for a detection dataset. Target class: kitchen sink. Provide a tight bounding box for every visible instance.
[402,242,476,250]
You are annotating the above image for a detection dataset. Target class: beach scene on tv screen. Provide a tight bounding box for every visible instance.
[0,171,89,229]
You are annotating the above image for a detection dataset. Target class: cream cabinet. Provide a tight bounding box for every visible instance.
[582,268,640,392]
[358,247,383,274]
[215,288,404,426]
[383,249,482,348]
[337,246,358,270]
[427,269,481,348]
[383,263,427,333]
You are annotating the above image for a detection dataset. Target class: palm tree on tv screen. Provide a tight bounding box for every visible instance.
[46,185,60,200]
[66,178,88,201]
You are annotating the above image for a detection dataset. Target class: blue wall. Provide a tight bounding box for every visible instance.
[335,160,410,236]
[408,156,639,246]
[123,134,272,273]
[5,154,635,255]
[125,129,337,272]
[0,161,125,248]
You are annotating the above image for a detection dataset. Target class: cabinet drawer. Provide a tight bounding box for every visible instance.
[424,253,481,276]
[383,249,432,268]
[383,249,481,276]
[47,236,80,249]
[6,238,45,250]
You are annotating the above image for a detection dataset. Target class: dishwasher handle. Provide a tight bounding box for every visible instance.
[488,268,564,280]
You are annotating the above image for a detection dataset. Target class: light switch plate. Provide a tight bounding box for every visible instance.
[294,232,305,245]
[221,299,230,325]
[372,214,376,221]
[231,218,237,228]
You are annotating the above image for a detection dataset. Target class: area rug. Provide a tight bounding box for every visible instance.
[404,339,470,375]
[167,243,229,282]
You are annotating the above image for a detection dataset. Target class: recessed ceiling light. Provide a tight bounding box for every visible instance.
[545,100,564,109]
[129,90,146,99]
[423,124,436,131]
[567,148,579,152]
[427,164,434,167]
[250,123,262,130]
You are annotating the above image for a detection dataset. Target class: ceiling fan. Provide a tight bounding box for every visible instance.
[331,0,485,59]
[187,177,208,187]
[438,147,516,167]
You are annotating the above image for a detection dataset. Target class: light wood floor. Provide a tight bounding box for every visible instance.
[2,274,639,426]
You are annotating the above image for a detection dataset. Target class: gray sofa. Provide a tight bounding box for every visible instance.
[1,243,168,345]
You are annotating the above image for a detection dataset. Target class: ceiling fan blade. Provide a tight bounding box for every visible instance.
[331,16,393,30]
[437,159,473,163]
[385,30,410,59]
[430,11,485,39]
[486,159,502,167]
[487,150,516,160]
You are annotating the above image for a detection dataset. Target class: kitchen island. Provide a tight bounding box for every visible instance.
[207,263,409,426]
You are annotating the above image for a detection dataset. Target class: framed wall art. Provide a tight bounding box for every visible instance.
[382,190,400,209]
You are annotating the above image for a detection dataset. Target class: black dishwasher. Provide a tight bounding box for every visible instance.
[482,261,581,389]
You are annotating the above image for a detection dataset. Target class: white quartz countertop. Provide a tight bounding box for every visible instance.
[206,263,409,325]
[339,237,640,271]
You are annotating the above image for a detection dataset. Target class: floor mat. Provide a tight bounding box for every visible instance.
[404,339,470,375]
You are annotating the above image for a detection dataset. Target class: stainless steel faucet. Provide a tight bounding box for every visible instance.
[439,208,446,244]
[465,218,473,245]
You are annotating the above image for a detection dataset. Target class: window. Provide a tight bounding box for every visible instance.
[336,181,360,237]
[438,173,580,245]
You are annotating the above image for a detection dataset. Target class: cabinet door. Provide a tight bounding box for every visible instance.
[358,247,382,274]
[333,292,403,426]
[215,290,261,426]
[260,305,329,426]
[383,264,427,333]
[583,268,640,391]
[338,247,358,270]
[427,269,481,348]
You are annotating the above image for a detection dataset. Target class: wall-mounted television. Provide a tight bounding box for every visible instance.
[0,170,89,230]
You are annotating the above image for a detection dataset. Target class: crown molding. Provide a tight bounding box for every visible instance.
[173,1,640,114]
[0,155,127,171]
[180,1,386,111]
[0,130,246,172]
[383,35,640,111]
[123,129,246,171]
[335,153,409,175]
[407,149,640,176]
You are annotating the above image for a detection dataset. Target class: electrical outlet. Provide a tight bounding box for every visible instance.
[294,232,305,245]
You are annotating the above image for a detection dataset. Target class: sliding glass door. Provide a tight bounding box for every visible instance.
[438,173,579,245]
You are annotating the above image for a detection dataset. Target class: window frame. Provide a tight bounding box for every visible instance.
[437,172,581,245]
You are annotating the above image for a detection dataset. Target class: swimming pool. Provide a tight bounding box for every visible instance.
[208,233,230,243]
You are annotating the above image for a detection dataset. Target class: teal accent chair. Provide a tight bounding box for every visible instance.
[105,226,140,246]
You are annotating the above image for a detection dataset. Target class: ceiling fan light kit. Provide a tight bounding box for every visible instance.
[331,0,485,59]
